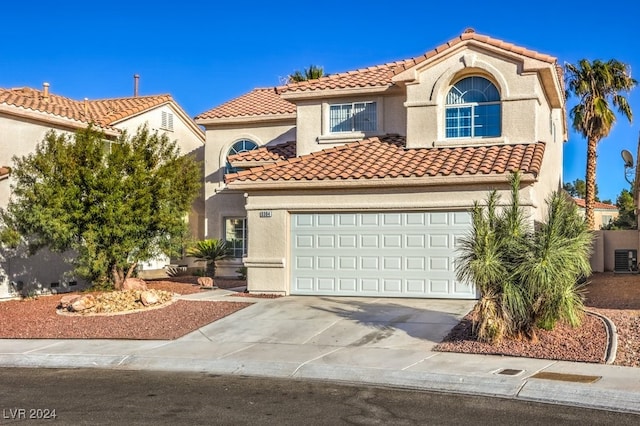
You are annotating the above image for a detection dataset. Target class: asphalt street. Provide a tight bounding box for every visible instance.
[1,368,638,425]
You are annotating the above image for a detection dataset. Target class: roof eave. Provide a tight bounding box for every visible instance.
[279,85,396,101]
[230,160,278,168]
[196,113,296,126]
[0,104,120,137]
[227,172,538,191]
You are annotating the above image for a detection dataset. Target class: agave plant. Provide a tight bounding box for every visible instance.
[186,239,233,278]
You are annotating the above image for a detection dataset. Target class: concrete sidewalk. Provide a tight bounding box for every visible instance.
[1,289,639,415]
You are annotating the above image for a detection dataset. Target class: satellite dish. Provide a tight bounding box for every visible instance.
[622,149,634,168]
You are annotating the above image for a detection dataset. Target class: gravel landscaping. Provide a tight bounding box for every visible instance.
[0,279,250,340]
[1,273,638,368]
[435,272,640,367]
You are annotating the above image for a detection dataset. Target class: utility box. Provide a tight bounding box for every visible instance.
[614,249,638,273]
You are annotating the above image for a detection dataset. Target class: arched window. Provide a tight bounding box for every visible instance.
[226,139,259,174]
[445,76,501,138]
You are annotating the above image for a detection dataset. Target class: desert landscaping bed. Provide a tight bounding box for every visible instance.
[0,280,250,340]
[1,273,639,367]
[435,272,640,367]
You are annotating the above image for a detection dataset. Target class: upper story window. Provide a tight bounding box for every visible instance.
[330,101,377,133]
[161,111,174,131]
[226,139,259,174]
[445,76,501,138]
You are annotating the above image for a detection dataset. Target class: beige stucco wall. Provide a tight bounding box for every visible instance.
[295,94,407,156]
[402,45,561,149]
[202,120,295,276]
[590,230,640,272]
[242,181,539,294]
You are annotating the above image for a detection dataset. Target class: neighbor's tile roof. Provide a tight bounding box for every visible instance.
[0,87,174,128]
[572,198,618,210]
[226,136,545,183]
[228,140,297,163]
[0,166,10,179]
[196,87,296,120]
[279,29,557,94]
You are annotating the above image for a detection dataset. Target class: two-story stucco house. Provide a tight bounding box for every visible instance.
[0,82,205,297]
[196,29,567,299]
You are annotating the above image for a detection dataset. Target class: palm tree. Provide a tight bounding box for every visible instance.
[186,239,232,278]
[565,59,636,229]
[288,65,325,83]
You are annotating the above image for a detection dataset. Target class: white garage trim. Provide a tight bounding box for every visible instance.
[290,211,477,299]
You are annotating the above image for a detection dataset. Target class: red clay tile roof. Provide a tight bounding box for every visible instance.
[0,86,174,128]
[196,88,296,120]
[0,166,10,180]
[228,140,296,163]
[226,135,545,184]
[279,29,557,94]
[572,198,618,210]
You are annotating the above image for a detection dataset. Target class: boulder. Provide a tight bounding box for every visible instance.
[70,295,95,312]
[197,277,215,288]
[140,290,160,306]
[59,294,81,309]
[123,278,147,291]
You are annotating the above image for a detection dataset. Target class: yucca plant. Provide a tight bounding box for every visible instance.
[186,239,233,278]
[517,191,592,332]
[456,172,593,343]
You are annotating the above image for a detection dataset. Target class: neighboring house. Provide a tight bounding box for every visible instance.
[0,82,205,297]
[572,197,619,229]
[196,29,566,299]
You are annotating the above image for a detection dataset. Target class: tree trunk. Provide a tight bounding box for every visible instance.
[112,264,125,290]
[206,261,216,278]
[584,137,598,230]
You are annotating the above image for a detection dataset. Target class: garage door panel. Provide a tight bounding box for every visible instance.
[291,212,476,299]
[429,257,449,271]
[296,256,314,269]
[296,235,314,248]
[360,234,379,248]
[383,234,402,248]
[339,235,357,248]
[406,234,425,248]
[406,257,425,271]
[407,279,426,293]
[383,213,402,226]
[383,279,402,293]
[429,212,449,226]
[338,257,357,270]
[317,256,334,269]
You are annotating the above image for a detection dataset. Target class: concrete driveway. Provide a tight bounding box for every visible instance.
[182,295,475,352]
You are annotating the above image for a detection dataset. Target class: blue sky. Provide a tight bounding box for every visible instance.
[1,1,639,202]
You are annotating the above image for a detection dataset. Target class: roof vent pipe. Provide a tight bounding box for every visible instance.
[134,74,139,97]
[42,82,50,100]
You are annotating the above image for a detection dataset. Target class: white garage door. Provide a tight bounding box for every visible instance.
[291,212,476,299]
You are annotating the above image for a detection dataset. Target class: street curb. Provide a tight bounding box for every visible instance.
[586,309,618,364]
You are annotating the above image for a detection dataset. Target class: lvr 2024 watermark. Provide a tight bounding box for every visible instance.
[3,408,57,420]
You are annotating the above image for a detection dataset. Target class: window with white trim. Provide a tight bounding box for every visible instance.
[161,111,174,131]
[225,139,259,174]
[329,101,377,133]
[225,217,247,258]
[445,76,501,138]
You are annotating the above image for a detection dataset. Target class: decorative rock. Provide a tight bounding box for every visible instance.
[140,290,160,306]
[59,294,81,309]
[123,278,148,291]
[70,295,95,312]
[197,277,215,288]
